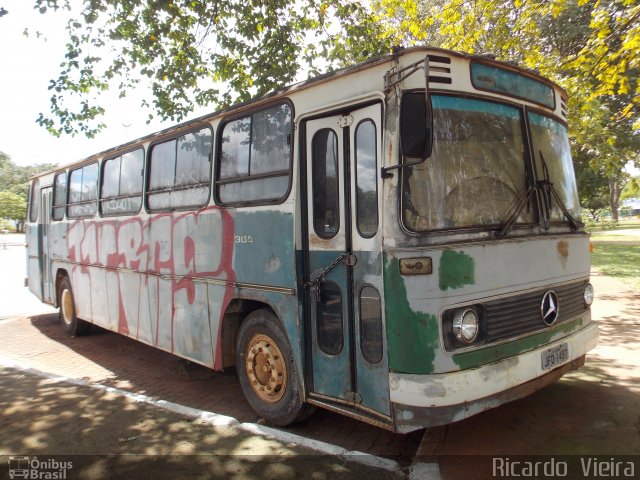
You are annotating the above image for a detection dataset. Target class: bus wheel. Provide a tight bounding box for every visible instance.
[58,277,90,336]
[236,309,315,426]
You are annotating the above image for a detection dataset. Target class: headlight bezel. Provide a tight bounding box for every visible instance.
[452,308,480,344]
[583,283,594,307]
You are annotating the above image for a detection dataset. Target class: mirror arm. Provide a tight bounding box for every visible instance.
[382,56,433,180]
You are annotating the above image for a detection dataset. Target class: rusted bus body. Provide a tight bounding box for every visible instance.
[26,47,598,433]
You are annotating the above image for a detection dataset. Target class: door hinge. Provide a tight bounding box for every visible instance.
[338,115,354,128]
[345,391,363,403]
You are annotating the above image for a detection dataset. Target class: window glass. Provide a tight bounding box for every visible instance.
[218,177,289,204]
[69,169,83,204]
[220,117,250,179]
[360,286,383,364]
[176,129,211,186]
[149,140,176,191]
[317,281,343,355]
[471,62,555,109]
[102,156,121,198]
[148,128,212,210]
[101,149,144,215]
[53,173,67,221]
[251,104,291,175]
[528,113,581,223]
[355,120,378,237]
[120,150,144,195]
[403,95,532,231]
[29,180,40,222]
[216,103,292,205]
[68,163,97,218]
[82,163,98,201]
[312,129,340,238]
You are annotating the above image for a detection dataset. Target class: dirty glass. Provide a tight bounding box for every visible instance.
[220,117,251,179]
[52,173,66,220]
[528,113,580,222]
[359,286,383,364]
[119,149,144,196]
[148,128,211,210]
[317,281,343,355]
[251,104,291,175]
[217,104,291,204]
[101,156,121,199]
[218,176,289,204]
[149,140,176,191]
[355,120,378,237]
[312,129,340,238]
[471,62,555,109]
[101,149,144,215]
[68,163,97,217]
[29,179,39,222]
[403,95,532,232]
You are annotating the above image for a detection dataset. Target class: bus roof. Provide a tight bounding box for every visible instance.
[31,46,566,179]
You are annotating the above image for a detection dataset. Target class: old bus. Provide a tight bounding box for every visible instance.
[26,47,598,433]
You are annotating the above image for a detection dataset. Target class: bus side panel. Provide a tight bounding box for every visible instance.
[26,222,43,300]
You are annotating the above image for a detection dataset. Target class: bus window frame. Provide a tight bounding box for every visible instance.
[145,123,214,213]
[214,99,295,207]
[67,162,99,219]
[29,178,40,223]
[99,146,146,217]
[353,117,379,239]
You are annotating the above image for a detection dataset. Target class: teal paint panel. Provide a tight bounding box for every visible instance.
[232,211,296,289]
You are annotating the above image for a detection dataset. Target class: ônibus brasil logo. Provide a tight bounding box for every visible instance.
[8,456,72,480]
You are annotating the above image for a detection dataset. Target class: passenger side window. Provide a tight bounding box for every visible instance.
[29,179,40,222]
[216,103,292,205]
[68,163,98,218]
[100,149,144,215]
[147,127,212,211]
[52,173,67,221]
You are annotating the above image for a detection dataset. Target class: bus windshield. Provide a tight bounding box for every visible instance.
[528,112,581,222]
[403,95,534,231]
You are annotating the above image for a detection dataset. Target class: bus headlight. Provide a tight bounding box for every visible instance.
[583,283,594,306]
[452,308,479,344]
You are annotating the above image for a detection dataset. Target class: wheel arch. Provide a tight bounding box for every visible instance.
[54,268,70,308]
[219,297,282,370]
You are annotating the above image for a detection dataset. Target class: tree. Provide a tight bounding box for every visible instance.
[0,152,57,216]
[363,0,640,221]
[0,191,26,232]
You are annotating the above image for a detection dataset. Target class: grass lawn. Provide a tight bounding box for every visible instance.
[590,233,640,292]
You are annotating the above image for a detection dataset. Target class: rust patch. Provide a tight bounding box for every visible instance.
[557,240,569,269]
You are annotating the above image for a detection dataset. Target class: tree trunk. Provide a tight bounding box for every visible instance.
[608,178,622,222]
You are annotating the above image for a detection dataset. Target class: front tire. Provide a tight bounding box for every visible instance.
[236,309,315,426]
[58,277,90,336]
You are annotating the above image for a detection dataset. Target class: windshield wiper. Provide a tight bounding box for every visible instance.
[538,151,581,231]
[495,183,537,237]
[496,151,581,237]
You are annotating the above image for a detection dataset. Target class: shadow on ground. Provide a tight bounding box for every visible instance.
[0,366,403,479]
[22,314,422,462]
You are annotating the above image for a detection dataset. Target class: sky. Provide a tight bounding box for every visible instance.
[0,1,205,168]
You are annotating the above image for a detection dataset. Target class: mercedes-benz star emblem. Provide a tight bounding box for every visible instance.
[541,290,560,326]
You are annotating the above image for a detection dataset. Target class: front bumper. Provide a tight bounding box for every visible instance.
[390,322,599,433]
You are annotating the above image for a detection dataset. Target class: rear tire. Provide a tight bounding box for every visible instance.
[58,277,90,336]
[236,309,315,426]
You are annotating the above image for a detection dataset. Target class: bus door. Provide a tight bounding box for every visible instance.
[39,187,54,303]
[303,103,390,420]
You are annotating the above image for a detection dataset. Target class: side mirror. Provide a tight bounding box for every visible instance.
[400,92,433,160]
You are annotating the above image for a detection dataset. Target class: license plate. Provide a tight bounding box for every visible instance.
[541,343,569,370]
